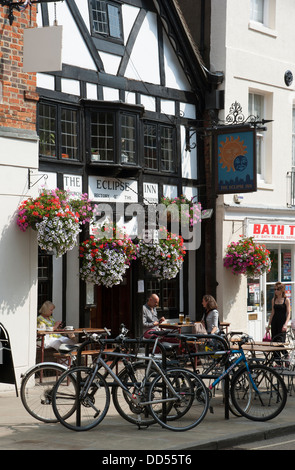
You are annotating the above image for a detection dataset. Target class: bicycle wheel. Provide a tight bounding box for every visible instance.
[231,364,287,421]
[52,366,110,431]
[148,368,209,431]
[20,363,67,423]
[112,362,157,426]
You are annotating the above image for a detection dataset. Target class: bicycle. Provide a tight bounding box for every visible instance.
[163,331,288,421]
[20,325,127,423]
[51,332,210,432]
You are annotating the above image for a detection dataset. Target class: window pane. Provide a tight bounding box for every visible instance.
[91,112,114,161]
[108,4,121,38]
[61,108,78,160]
[39,103,56,157]
[282,250,291,282]
[38,251,52,311]
[267,249,278,283]
[144,124,157,169]
[160,126,174,172]
[250,0,264,23]
[121,114,136,163]
[249,93,264,175]
[91,0,108,34]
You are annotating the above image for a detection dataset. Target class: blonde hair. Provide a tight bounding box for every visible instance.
[39,301,55,315]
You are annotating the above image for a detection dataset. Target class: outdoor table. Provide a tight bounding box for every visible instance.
[241,343,292,366]
[37,327,107,363]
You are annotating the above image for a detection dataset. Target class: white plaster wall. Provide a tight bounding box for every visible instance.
[0,134,39,390]
[211,0,295,336]
[125,12,161,84]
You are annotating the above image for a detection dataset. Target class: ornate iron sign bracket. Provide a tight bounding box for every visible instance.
[186,101,273,151]
[0,0,63,25]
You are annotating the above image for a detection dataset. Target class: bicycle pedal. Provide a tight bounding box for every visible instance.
[209,406,214,414]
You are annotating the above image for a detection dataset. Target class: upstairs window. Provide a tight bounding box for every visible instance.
[248,92,265,179]
[292,107,295,168]
[91,111,114,162]
[90,0,123,40]
[144,122,176,173]
[86,103,141,166]
[250,0,264,23]
[249,0,276,31]
[38,102,79,161]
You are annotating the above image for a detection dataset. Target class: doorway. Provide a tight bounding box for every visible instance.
[91,270,132,336]
[247,276,263,341]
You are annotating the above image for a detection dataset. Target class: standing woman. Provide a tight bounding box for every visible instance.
[267,282,290,341]
[201,295,220,335]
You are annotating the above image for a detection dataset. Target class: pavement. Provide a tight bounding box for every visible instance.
[1,384,295,452]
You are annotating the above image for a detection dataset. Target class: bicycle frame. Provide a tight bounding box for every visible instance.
[79,345,182,407]
[209,347,260,393]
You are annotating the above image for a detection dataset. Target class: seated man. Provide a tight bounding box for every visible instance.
[142,293,165,333]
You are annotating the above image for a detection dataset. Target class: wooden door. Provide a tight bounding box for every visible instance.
[91,270,132,336]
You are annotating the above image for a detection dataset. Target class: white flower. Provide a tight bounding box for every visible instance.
[36,214,81,258]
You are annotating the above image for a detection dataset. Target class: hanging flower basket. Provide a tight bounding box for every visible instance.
[138,229,186,280]
[223,236,272,278]
[36,213,81,258]
[16,189,94,257]
[79,224,138,288]
[160,195,202,227]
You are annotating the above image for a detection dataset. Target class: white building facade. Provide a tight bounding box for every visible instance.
[0,0,220,390]
[210,0,295,338]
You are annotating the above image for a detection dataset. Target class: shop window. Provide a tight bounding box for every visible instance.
[38,102,79,161]
[144,122,176,173]
[90,0,123,41]
[38,250,53,311]
[266,247,294,323]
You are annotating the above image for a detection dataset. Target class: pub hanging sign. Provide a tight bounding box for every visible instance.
[215,126,257,194]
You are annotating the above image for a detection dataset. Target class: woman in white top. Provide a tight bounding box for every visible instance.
[201,295,220,335]
[37,301,76,350]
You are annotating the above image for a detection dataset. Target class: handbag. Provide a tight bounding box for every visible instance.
[263,331,271,342]
[192,322,207,335]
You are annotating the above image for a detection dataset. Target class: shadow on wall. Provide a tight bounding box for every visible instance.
[222,267,242,321]
[0,215,37,315]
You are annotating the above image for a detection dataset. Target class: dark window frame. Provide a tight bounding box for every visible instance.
[89,0,124,43]
[84,101,143,166]
[38,249,53,312]
[143,120,177,174]
[38,101,81,162]
[145,277,179,319]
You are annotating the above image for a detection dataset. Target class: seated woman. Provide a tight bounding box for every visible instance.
[201,295,220,335]
[37,300,76,351]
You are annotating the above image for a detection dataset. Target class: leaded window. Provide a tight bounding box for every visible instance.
[90,0,123,40]
[38,102,79,161]
[144,122,176,172]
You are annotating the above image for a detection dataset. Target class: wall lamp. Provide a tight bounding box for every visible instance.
[0,0,63,25]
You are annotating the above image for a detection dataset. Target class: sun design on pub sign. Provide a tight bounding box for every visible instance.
[218,136,248,172]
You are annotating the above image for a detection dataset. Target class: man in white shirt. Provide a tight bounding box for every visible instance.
[142,293,165,333]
